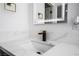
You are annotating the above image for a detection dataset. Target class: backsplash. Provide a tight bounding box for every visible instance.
[0,31,28,42]
[28,3,79,41]
[0,3,79,43]
[0,3,29,42]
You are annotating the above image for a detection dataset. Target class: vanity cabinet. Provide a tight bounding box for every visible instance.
[0,46,14,56]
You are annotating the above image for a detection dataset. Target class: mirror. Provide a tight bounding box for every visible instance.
[45,3,63,19]
[33,3,68,24]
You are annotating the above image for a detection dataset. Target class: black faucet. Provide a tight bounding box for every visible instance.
[38,30,46,41]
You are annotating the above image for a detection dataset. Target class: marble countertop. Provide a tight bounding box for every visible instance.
[0,39,40,56]
[43,42,79,56]
[1,38,79,56]
[1,31,79,56]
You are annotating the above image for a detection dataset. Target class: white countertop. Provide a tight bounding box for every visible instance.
[43,43,79,56]
[1,38,79,56]
[42,30,79,56]
[1,29,79,56]
[0,39,40,56]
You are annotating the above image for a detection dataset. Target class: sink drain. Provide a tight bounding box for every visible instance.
[36,52,41,55]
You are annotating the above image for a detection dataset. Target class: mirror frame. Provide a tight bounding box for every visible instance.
[57,3,68,23]
[33,3,68,24]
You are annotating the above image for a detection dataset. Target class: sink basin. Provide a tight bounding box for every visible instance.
[31,40,55,54]
[20,39,55,55]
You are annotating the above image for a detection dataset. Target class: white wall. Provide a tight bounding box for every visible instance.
[0,3,29,42]
[68,3,79,24]
[0,3,79,43]
[28,3,79,42]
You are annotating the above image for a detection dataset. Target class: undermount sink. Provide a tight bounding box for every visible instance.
[31,39,55,54]
[20,39,56,55]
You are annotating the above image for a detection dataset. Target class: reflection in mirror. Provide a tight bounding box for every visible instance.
[57,4,62,18]
[45,3,68,23]
[45,3,63,19]
[45,3,53,20]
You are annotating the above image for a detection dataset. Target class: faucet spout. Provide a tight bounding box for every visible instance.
[38,30,46,41]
